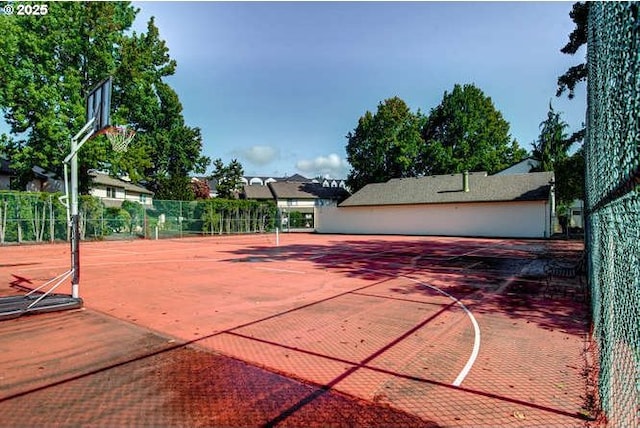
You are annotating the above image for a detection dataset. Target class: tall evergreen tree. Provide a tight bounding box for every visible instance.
[532,104,583,205]
[531,103,570,172]
[210,158,244,199]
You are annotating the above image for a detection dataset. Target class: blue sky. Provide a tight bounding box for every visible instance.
[131,1,586,178]
[8,2,589,179]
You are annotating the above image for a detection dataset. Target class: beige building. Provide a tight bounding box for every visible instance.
[89,171,153,208]
[316,171,555,238]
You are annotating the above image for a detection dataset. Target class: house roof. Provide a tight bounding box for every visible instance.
[339,171,554,207]
[90,171,153,195]
[268,181,350,201]
[493,157,541,175]
[282,173,311,182]
[242,184,274,200]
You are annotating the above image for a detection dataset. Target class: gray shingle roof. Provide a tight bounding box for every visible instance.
[242,184,274,200]
[339,171,554,207]
[269,181,350,201]
[90,172,153,195]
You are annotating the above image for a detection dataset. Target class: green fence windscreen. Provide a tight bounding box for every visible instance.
[586,3,639,426]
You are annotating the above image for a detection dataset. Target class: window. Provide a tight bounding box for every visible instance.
[139,194,147,204]
[106,187,116,198]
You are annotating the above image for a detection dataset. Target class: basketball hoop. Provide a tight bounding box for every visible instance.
[103,125,135,152]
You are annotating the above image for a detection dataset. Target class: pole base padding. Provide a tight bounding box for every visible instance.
[0,294,83,321]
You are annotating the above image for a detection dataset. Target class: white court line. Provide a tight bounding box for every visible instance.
[362,267,481,388]
[255,267,306,274]
[404,275,481,387]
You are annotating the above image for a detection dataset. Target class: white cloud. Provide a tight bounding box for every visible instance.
[296,153,350,179]
[234,145,279,166]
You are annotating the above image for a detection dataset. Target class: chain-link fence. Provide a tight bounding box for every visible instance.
[0,192,278,244]
[0,192,68,243]
[586,3,639,426]
[148,199,277,239]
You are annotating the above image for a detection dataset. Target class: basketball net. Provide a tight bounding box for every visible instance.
[103,125,135,152]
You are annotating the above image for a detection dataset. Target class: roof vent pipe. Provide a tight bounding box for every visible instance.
[463,171,469,192]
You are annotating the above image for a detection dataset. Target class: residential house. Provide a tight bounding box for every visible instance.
[316,171,555,238]
[242,182,275,202]
[89,171,153,208]
[192,173,350,229]
[238,175,349,229]
[268,181,350,229]
[1,161,153,209]
[1,161,64,193]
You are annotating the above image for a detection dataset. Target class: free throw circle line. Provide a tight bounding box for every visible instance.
[362,267,480,387]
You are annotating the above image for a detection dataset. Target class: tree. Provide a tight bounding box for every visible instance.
[556,2,589,147]
[346,97,425,192]
[154,176,195,201]
[531,103,570,172]
[191,179,211,200]
[121,200,145,233]
[532,104,584,207]
[0,2,137,191]
[556,2,589,100]
[555,149,584,204]
[114,22,210,198]
[420,84,527,175]
[210,158,244,199]
[0,3,210,197]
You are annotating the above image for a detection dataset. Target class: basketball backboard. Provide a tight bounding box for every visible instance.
[85,77,112,132]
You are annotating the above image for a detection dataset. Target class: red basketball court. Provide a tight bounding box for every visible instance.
[0,233,598,426]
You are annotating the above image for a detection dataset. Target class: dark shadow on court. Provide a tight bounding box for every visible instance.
[222,236,590,335]
[0,310,435,427]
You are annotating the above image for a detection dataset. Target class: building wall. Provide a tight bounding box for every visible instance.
[90,186,153,207]
[276,199,315,211]
[315,201,551,238]
[90,185,123,200]
[0,176,9,190]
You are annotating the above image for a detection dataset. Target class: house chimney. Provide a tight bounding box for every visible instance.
[463,171,469,192]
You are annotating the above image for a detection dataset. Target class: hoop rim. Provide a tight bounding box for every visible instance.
[98,125,135,152]
[95,124,136,136]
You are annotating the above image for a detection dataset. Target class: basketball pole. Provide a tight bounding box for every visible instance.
[64,117,96,299]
